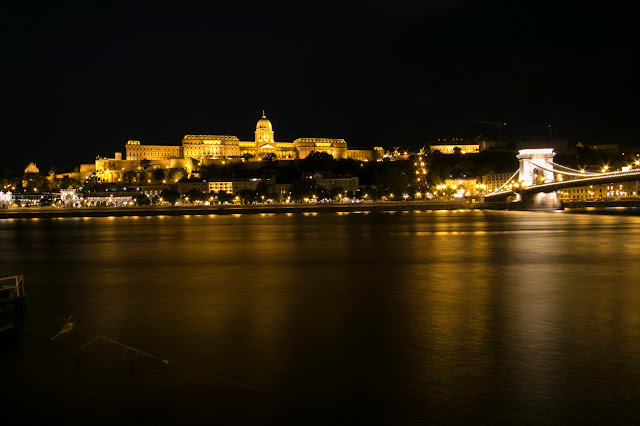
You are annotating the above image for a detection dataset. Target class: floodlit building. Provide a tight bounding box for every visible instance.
[429,139,479,154]
[126,111,382,163]
[0,191,11,208]
[482,171,516,193]
[444,178,482,198]
[557,182,639,200]
[305,173,359,194]
[64,112,382,187]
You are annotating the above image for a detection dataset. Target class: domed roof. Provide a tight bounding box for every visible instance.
[256,110,273,131]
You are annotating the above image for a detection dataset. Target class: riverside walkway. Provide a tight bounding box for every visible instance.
[0,201,474,219]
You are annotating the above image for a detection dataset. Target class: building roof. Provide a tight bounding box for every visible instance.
[182,135,239,141]
[256,111,273,131]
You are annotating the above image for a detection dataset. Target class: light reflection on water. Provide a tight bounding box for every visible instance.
[1,210,640,424]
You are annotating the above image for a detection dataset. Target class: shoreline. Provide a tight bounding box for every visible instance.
[0,201,471,219]
[1,200,639,219]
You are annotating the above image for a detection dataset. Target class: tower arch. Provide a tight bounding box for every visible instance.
[517,149,556,187]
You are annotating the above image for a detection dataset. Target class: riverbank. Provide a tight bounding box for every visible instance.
[4,199,638,219]
[0,201,481,219]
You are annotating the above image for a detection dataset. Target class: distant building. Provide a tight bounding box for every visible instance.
[444,178,481,197]
[514,138,570,154]
[0,191,11,208]
[76,112,382,186]
[305,173,359,194]
[558,181,639,200]
[345,147,384,161]
[126,112,382,162]
[429,139,479,154]
[126,140,182,160]
[176,178,274,195]
[24,163,39,174]
[177,180,235,194]
[584,143,619,155]
[479,139,512,151]
[482,171,515,193]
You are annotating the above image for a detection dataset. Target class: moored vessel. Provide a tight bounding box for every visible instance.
[0,275,27,334]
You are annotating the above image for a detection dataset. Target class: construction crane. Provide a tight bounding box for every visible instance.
[470,120,507,138]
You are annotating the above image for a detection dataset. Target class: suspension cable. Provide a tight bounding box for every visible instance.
[548,162,600,175]
[488,169,520,194]
[530,162,599,178]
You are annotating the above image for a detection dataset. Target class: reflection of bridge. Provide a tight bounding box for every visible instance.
[484,148,640,209]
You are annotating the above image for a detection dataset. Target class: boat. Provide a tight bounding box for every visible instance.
[0,275,27,334]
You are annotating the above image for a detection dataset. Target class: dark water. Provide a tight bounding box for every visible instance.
[2,210,640,424]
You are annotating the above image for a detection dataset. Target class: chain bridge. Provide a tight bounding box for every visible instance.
[483,148,640,209]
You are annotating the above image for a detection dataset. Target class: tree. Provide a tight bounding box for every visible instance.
[160,189,180,205]
[289,179,329,201]
[59,175,80,189]
[39,197,53,207]
[330,186,345,201]
[152,169,166,182]
[135,194,151,206]
[263,152,277,162]
[23,173,50,192]
[217,190,234,203]
[167,168,187,182]
[124,170,137,184]
[375,167,409,197]
[237,189,258,204]
[256,181,270,196]
[185,188,207,203]
[301,151,334,173]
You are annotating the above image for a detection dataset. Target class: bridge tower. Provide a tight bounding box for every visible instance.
[517,148,556,187]
[515,148,561,209]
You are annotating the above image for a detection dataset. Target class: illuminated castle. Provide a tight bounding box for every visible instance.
[125,111,382,162]
[71,112,383,184]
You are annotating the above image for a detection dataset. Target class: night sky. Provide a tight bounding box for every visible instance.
[2,1,638,172]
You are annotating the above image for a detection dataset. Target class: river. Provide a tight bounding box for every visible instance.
[1,209,639,424]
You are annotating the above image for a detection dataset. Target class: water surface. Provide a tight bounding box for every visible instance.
[1,210,639,424]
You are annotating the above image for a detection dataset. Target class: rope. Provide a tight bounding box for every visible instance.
[51,317,269,395]
[50,316,74,340]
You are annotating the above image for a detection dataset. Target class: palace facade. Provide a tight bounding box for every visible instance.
[59,112,383,185]
[126,112,382,163]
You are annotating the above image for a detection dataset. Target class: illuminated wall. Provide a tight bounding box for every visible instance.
[181,135,241,159]
[557,182,640,200]
[429,144,479,154]
[293,138,347,159]
[126,140,182,160]
[120,112,380,164]
[345,147,384,161]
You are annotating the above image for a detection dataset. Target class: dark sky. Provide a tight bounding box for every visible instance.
[2,0,638,172]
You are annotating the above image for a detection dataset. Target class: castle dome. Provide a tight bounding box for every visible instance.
[256,111,273,131]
